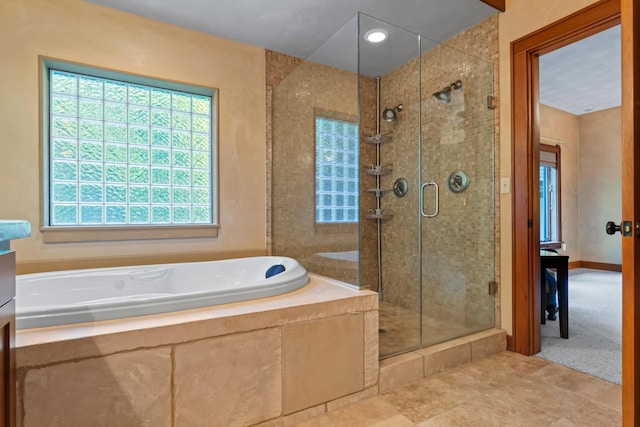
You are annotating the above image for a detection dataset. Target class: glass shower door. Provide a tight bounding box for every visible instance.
[420,45,496,346]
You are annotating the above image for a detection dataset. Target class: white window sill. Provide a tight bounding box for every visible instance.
[40,224,219,243]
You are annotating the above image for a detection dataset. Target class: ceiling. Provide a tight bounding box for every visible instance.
[539,25,621,115]
[85,0,620,115]
[86,0,498,76]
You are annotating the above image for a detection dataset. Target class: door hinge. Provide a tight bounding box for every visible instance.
[489,281,498,295]
[487,95,497,110]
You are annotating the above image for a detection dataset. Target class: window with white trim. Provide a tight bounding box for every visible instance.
[43,60,217,236]
[315,116,359,223]
[540,144,561,248]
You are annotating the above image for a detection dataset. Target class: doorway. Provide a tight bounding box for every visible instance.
[509,0,640,423]
[535,25,622,384]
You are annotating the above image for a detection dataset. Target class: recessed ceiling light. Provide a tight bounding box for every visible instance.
[364,29,389,43]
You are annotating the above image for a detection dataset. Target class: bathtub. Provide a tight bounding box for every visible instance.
[16,256,308,329]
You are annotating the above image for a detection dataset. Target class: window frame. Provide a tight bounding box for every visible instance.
[39,57,219,242]
[313,110,359,230]
[539,143,562,250]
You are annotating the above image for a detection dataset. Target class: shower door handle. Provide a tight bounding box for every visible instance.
[420,181,439,218]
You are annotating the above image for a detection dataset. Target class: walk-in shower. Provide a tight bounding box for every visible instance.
[271,12,496,360]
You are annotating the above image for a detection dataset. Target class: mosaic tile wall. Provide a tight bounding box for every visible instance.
[268,56,371,285]
[265,51,303,253]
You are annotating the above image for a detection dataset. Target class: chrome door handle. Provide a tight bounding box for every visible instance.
[420,181,439,218]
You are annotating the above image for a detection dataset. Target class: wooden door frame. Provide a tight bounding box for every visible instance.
[620,0,640,421]
[511,0,621,356]
[511,0,640,422]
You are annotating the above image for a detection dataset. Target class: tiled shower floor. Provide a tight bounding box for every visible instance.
[379,301,484,357]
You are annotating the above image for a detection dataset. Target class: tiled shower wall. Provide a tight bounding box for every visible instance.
[267,54,377,285]
[267,15,500,330]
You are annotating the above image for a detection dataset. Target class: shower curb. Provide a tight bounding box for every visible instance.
[378,328,507,393]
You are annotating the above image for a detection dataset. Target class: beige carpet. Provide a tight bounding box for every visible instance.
[538,268,622,384]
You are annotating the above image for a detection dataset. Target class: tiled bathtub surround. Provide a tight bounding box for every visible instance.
[16,276,378,427]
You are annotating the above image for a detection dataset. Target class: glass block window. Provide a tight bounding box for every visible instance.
[315,117,359,223]
[46,65,216,227]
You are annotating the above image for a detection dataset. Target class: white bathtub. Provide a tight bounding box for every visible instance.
[16,256,308,329]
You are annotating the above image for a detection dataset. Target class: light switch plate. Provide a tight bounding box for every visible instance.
[500,177,510,194]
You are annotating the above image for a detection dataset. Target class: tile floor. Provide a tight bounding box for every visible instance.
[291,351,622,426]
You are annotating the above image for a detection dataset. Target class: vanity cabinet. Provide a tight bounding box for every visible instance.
[0,220,31,426]
[0,252,15,427]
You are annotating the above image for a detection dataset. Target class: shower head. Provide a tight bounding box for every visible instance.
[433,80,463,104]
[433,87,452,104]
[382,104,403,122]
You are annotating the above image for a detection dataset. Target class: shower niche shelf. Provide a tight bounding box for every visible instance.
[364,164,393,176]
[364,134,392,145]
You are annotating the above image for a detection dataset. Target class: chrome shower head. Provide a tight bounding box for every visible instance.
[433,87,452,104]
[433,80,463,104]
[382,104,403,122]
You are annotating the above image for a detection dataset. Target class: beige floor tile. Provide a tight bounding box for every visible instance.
[446,354,525,387]
[462,394,562,426]
[529,363,617,400]
[290,415,335,427]
[370,414,415,427]
[417,368,494,403]
[502,375,591,418]
[415,403,495,427]
[380,380,460,422]
[586,382,622,412]
[325,397,404,427]
[548,418,579,427]
[491,352,551,374]
[563,401,622,426]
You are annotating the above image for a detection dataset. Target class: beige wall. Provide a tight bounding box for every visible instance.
[579,107,622,264]
[539,104,581,261]
[0,0,267,264]
[539,105,622,266]
[498,0,600,335]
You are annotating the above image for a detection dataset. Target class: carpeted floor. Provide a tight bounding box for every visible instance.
[538,268,622,384]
